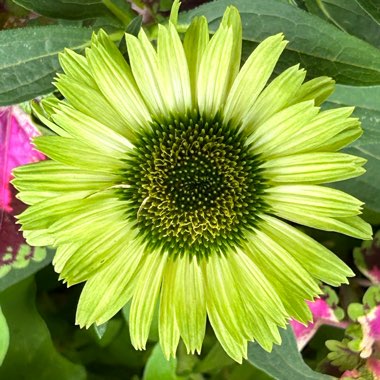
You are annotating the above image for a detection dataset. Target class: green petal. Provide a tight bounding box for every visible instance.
[59,221,135,286]
[246,100,319,158]
[229,250,286,350]
[205,254,250,346]
[76,238,145,327]
[87,31,151,135]
[53,243,78,273]
[242,65,305,134]
[48,197,128,244]
[34,136,125,173]
[55,74,131,139]
[259,215,354,286]
[13,161,118,193]
[259,107,361,157]
[264,185,364,218]
[129,252,168,350]
[197,25,233,118]
[59,48,97,89]
[159,258,180,359]
[157,23,192,114]
[220,6,242,90]
[207,305,247,364]
[125,29,166,116]
[261,152,366,184]
[289,76,335,106]
[245,229,321,323]
[174,255,206,355]
[224,33,287,128]
[31,101,69,137]
[52,104,133,155]
[183,16,209,105]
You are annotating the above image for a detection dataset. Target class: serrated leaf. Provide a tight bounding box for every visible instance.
[180,0,380,85]
[143,344,184,380]
[247,326,333,380]
[0,307,9,366]
[0,278,86,379]
[304,0,380,49]
[323,85,380,214]
[0,26,93,105]
[13,0,112,20]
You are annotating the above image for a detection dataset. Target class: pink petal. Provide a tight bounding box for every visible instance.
[358,305,380,358]
[291,298,341,350]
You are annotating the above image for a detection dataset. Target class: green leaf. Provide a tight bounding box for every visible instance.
[143,344,184,380]
[0,307,9,366]
[180,0,380,85]
[0,248,53,292]
[247,326,333,380]
[324,85,380,214]
[356,0,380,24]
[0,26,93,106]
[13,0,112,20]
[304,0,380,49]
[0,277,86,379]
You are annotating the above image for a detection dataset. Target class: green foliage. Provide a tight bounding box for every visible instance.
[0,307,9,366]
[0,246,51,291]
[247,327,333,379]
[0,277,86,379]
[0,26,92,105]
[13,0,112,20]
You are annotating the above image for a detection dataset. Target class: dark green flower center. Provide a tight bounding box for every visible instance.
[121,112,267,258]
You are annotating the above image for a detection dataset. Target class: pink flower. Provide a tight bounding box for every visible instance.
[0,106,44,274]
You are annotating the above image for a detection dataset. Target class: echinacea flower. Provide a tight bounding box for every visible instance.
[13,2,372,362]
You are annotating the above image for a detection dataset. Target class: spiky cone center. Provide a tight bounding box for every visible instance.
[121,112,266,258]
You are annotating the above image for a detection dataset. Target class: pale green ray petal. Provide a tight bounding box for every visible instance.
[197,25,233,118]
[259,215,354,286]
[59,48,97,89]
[52,104,133,155]
[205,254,250,344]
[269,205,372,239]
[246,101,319,158]
[13,161,119,193]
[184,16,209,104]
[261,152,366,184]
[157,23,192,114]
[289,76,335,106]
[55,75,131,139]
[130,252,168,350]
[34,136,125,173]
[267,107,361,156]
[17,191,102,230]
[32,101,69,137]
[86,32,151,133]
[76,238,145,327]
[207,306,247,364]
[264,185,363,218]
[23,229,54,246]
[16,190,89,206]
[220,6,242,90]
[242,65,305,134]
[174,256,206,355]
[53,243,79,273]
[125,29,166,116]
[159,258,180,359]
[231,249,287,326]
[246,229,321,323]
[60,221,136,286]
[224,34,287,128]
[49,198,128,244]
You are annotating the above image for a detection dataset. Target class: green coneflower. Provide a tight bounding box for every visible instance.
[13,2,372,362]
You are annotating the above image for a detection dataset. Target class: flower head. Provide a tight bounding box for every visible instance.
[13,3,372,362]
